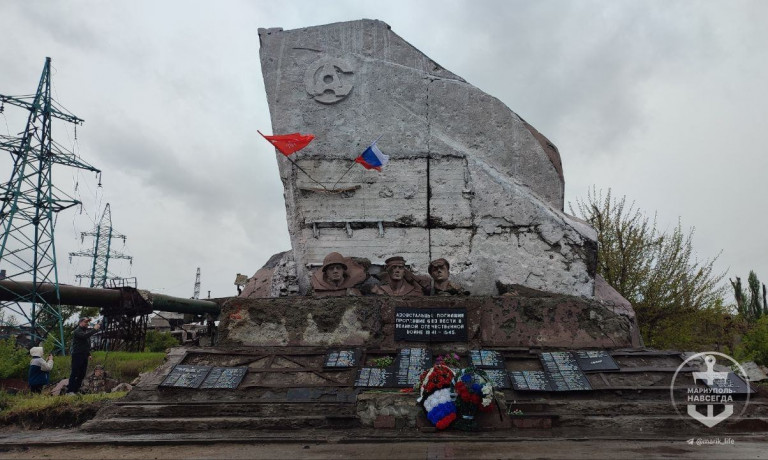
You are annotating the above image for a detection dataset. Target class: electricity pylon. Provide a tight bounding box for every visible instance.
[193,267,201,299]
[0,58,100,354]
[69,203,132,288]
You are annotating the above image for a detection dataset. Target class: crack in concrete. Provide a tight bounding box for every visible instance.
[426,76,433,262]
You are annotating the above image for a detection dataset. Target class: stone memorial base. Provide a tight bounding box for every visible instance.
[82,295,767,437]
[217,293,642,350]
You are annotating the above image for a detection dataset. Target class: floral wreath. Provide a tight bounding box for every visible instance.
[416,364,457,430]
[452,367,495,416]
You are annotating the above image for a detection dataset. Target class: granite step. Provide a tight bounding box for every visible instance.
[100,401,356,419]
[555,414,768,433]
[82,414,360,433]
[504,399,768,417]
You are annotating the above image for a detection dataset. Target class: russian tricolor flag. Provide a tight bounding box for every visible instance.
[354,141,389,171]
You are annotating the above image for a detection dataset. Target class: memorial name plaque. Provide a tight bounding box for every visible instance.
[394,348,432,387]
[394,307,467,342]
[200,367,248,389]
[160,365,212,389]
[572,350,620,372]
[354,367,394,387]
[469,350,505,369]
[708,372,754,395]
[539,352,592,391]
[484,369,510,389]
[509,371,553,392]
[323,349,359,368]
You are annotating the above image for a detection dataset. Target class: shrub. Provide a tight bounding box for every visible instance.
[49,352,166,383]
[0,338,30,379]
[734,316,768,366]
[90,351,166,381]
[50,356,72,382]
[144,330,180,353]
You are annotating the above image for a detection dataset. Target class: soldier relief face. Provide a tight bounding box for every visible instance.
[431,262,449,282]
[389,263,405,281]
[326,264,345,284]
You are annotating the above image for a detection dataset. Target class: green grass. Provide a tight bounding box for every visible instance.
[49,351,165,382]
[0,391,127,418]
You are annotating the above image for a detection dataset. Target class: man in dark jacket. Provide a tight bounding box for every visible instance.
[66,317,100,394]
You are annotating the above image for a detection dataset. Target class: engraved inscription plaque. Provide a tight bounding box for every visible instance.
[354,367,394,387]
[469,350,505,369]
[572,350,620,372]
[200,367,248,389]
[708,372,754,394]
[394,307,467,342]
[539,352,592,391]
[323,349,360,368]
[160,365,212,389]
[509,371,553,392]
[394,348,432,387]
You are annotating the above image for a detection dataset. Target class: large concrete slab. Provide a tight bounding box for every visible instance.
[258,20,598,297]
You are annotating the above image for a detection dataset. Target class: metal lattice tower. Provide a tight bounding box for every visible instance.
[193,267,201,299]
[0,58,100,354]
[69,203,132,288]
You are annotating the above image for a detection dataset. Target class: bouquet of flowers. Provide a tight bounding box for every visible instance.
[452,367,495,427]
[416,364,457,430]
[434,352,461,368]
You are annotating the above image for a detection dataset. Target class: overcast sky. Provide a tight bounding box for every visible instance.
[1,1,766,303]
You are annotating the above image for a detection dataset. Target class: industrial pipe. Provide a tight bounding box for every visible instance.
[0,280,220,316]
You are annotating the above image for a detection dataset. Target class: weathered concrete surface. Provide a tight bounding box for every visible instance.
[218,295,636,349]
[240,251,299,298]
[357,393,421,428]
[593,274,643,347]
[259,20,598,297]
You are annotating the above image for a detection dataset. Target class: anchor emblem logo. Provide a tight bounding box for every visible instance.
[304,57,354,104]
[687,355,733,428]
[671,352,751,429]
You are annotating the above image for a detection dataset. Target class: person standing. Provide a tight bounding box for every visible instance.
[28,346,53,394]
[67,317,100,394]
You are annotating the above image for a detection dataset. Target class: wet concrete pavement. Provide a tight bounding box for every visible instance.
[0,429,765,459]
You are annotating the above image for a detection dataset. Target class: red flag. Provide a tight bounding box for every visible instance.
[258,131,315,156]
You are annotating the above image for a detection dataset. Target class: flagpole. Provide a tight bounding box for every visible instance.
[284,156,329,191]
[331,135,383,191]
[331,160,358,191]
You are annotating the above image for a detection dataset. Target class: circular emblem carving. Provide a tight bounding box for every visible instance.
[304,57,354,104]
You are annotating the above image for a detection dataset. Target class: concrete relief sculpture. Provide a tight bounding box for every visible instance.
[304,57,354,104]
[428,258,469,296]
[371,256,425,296]
[310,252,365,297]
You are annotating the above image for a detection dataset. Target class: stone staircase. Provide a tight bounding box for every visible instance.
[82,345,768,438]
[82,400,359,432]
[503,396,768,434]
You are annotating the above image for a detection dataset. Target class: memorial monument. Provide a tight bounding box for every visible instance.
[248,19,599,299]
[81,20,767,438]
